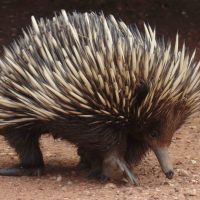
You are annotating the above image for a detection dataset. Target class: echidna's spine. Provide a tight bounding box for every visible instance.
[0,10,199,131]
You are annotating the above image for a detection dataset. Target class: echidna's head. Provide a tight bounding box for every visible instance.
[116,24,200,180]
[130,104,185,179]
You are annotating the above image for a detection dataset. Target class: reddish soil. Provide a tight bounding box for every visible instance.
[0,0,199,199]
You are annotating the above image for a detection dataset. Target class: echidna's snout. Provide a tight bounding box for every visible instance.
[153,147,174,179]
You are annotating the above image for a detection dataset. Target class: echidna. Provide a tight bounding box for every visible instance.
[0,10,199,184]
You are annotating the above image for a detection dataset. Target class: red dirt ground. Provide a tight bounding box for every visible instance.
[0,0,199,199]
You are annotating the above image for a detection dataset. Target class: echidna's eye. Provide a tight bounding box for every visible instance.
[150,130,159,138]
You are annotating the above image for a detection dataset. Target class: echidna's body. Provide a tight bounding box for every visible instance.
[0,10,199,183]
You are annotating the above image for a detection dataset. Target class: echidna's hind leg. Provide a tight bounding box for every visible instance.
[0,123,45,176]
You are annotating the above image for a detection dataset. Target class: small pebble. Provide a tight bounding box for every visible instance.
[116,190,120,195]
[191,179,198,183]
[56,175,62,182]
[177,169,190,177]
[105,183,117,189]
[61,186,67,191]
[67,180,72,185]
[191,160,197,164]
[188,125,197,129]
[184,188,197,196]
[85,190,91,196]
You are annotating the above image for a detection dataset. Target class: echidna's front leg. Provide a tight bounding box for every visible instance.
[78,139,138,184]
[0,125,44,176]
[102,147,138,185]
[77,147,94,170]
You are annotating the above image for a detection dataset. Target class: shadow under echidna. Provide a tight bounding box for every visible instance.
[0,10,199,185]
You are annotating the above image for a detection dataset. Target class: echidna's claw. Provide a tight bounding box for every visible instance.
[87,167,109,182]
[116,159,139,185]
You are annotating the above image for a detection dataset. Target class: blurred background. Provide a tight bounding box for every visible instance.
[0,0,200,55]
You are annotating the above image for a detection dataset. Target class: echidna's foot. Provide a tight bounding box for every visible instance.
[87,167,109,182]
[77,159,90,170]
[103,150,139,185]
[83,156,107,181]
[0,165,44,176]
[115,159,138,185]
[77,148,94,170]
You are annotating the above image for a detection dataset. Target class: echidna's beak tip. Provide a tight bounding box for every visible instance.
[165,170,174,179]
